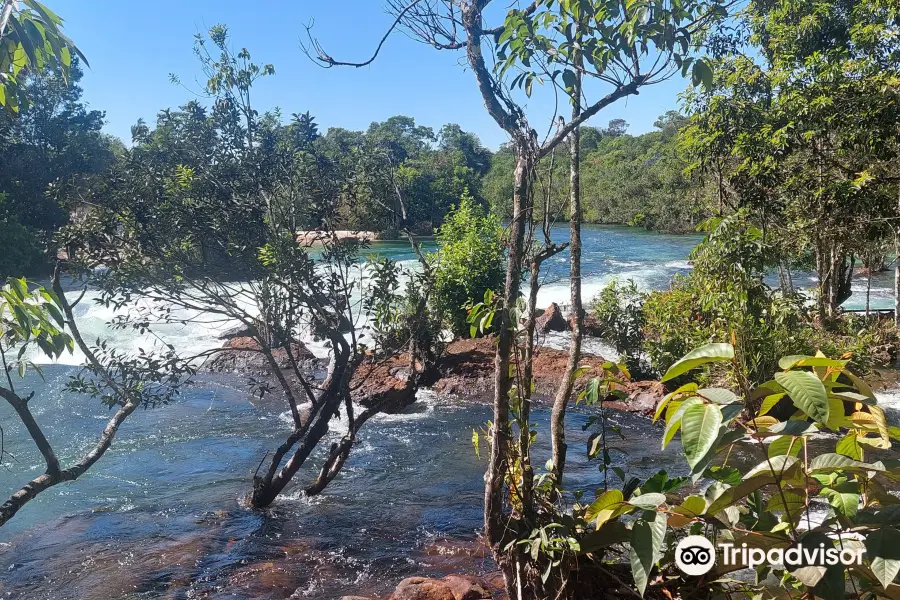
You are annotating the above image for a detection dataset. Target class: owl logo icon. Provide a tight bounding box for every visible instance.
[675,536,716,576]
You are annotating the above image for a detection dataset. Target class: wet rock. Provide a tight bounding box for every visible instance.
[352,361,418,414]
[390,577,456,600]
[536,303,568,333]
[205,336,318,375]
[603,380,666,416]
[219,323,258,340]
[389,575,491,600]
[442,574,491,600]
[582,314,606,338]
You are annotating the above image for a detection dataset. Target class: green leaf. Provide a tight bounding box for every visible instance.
[680,403,722,469]
[653,382,697,423]
[745,455,799,479]
[585,489,627,528]
[661,343,733,382]
[707,475,775,515]
[692,59,714,90]
[822,482,859,519]
[779,355,812,370]
[844,370,875,401]
[662,396,703,449]
[775,371,829,425]
[628,493,667,510]
[810,453,882,473]
[758,392,786,416]
[865,528,900,590]
[698,387,740,405]
[767,435,802,459]
[836,433,862,460]
[629,511,667,596]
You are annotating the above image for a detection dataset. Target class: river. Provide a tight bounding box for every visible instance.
[0,224,897,599]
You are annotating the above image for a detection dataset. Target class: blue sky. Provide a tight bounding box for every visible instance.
[56,1,690,150]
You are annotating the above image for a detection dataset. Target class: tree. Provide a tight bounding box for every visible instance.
[682,0,900,320]
[0,0,84,112]
[304,0,731,595]
[0,270,193,527]
[431,191,505,336]
[0,60,113,264]
[64,26,433,509]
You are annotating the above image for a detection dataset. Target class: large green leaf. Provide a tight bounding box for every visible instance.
[706,475,775,515]
[866,528,900,590]
[662,396,703,450]
[822,482,860,519]
[629,511,667,596]
[758,392,786,416]
[628,493,667,510]
[767,435,802,459]
[680,403,722,469]
[809,453,882,473]
[745,455,799,479]
[585,489,626,528]
[661,343,734,382]
[698,387,739,405]
[775,371,829,425]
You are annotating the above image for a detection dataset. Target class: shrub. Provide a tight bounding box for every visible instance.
[593,212,898,384]
[591,279,649,376]
[431,191,505,336]
[0,217,45,278]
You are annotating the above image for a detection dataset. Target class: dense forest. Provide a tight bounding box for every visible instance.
[4,1,900,600]
[0,66,705,278]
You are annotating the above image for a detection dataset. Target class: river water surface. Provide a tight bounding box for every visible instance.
[1,225,897,599]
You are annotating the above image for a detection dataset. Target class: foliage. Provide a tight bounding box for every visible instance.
[0,60,115,271]
[681,0,900,319]
[647,343,900,598]
[60,26,439,508]
[0,274,193,527]
[0,0,84,112]
[0,276,72,376]
[0,209,43,277]
[590,279,647,375]
[507,343,900,598]
[482,115,707,233]
[324,117,491,234]
[431,192,505,336]
[593,212,896,385]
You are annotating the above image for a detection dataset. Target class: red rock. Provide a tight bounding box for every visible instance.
[441,574,491,600]
[390,577,456,600]
[536,303,568,333]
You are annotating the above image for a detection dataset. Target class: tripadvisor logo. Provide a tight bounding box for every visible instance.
[675,535,865,576]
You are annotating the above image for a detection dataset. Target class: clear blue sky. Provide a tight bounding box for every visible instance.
[56,1,689,150]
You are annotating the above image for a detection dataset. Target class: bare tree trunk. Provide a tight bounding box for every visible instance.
[485,152,531,549]
[866,256,872,319]
[895,186,900,327]
[551,42,583,486]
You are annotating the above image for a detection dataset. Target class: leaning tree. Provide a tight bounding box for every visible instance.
[63,26,439,509]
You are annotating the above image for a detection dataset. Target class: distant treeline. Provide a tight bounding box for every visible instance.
[0,64,703,277]
[483,111,704,233]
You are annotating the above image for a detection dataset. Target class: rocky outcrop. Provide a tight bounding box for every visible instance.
[205,336,320,375]
[389,575,492,600]
[536,302,568,333]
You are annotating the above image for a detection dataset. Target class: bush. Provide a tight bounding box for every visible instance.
[591,279,649,376]
[592,212,898,384]
[431,191,505,336]
[0,218,45,278]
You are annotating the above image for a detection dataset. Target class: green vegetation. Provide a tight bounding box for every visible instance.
[595,213,900,383]
[431,192,505,336]
[5,1,900,599]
